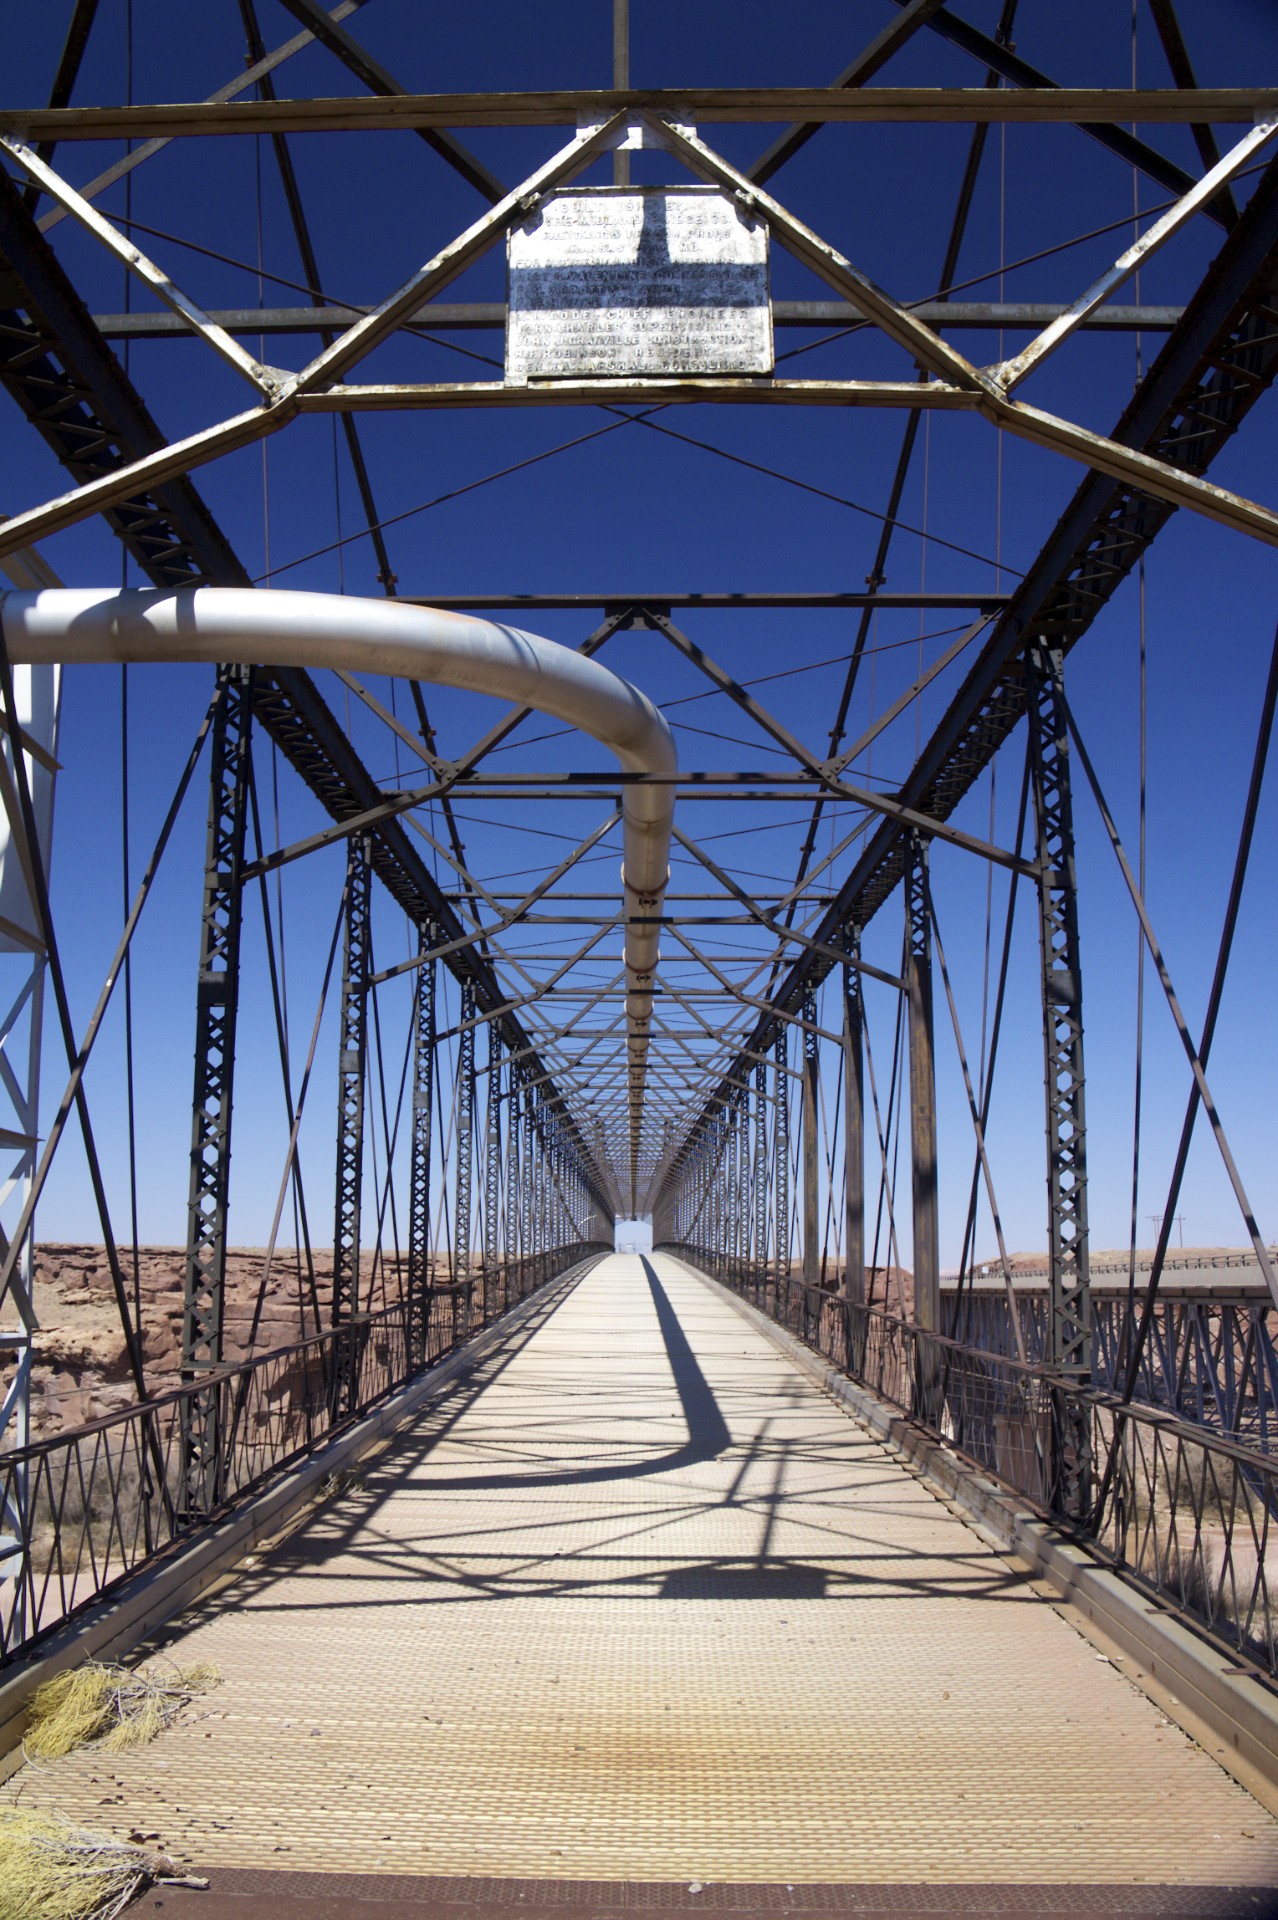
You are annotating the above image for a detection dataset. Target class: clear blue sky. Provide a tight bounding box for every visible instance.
[0,0,1274,1264]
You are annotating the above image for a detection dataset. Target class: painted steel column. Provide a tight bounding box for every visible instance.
[741,1093,750,1270]
[484,1024,502,1313]
[407,933,436,1369]
[801,991,820,1285]
[906,834,940,1335]
[180,664,252,1520]
[537,1102,551,1281]
[330,834,371,1416]
[332,835,372,1329]
[713,1112,725,1274]
[774,1027,790,1309]
[454,980,475,1314]
[717,1110,729,1276]
[530,1104,542,1284]
[1027,642,1092,1373]
[753,1058,768,1300]
[842,951,866,1305]
[728,1100,741,1274]
[738,1091,750,1279]
[1027,641,1091,1515]
[520,1081,534,1293]
[546,1111,556,1264]
[505,1064,521,1298]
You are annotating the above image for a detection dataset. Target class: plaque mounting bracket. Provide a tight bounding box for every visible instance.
[576,112,697,150]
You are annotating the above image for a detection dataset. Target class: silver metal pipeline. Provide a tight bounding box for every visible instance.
[0,587,675,1197]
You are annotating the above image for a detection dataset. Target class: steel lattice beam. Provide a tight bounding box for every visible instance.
[179,665,252,1519]
[484,1027,502,1293]
[332,836,371,1329]
[905,836,940,1336]
[454,981,476,1288]
[407,939,436,1366]
[6,88,1277,140]
[1027,646,1091,1380]
[669,152,1278,1191]
[801,991,819,1286]
[774,1029,790,1287]
[0,169,609,1225]
[843,955,865,1305]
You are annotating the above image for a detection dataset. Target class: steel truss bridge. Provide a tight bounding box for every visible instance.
[1,1,1277,1901]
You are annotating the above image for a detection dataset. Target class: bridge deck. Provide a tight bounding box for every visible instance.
[9,1253,1278,1898]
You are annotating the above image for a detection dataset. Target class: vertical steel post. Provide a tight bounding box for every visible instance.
[612,0,629,186]
[906,834,940,1336]
[2,957,44,1630]
[180,665,253,1519]
[727,1100,740,1274]
[527,1086,538,1278]
[738,1091,750,1278]
[722,1110,732,1272]
[484,1023,502,1315]
[454,980,475,1316]
[549,1116,558,1257]
[330,834,371,1415]
[332,836,372,1328]
[774,1027,790,1310]
[843,951,866,1305]
[717,1113,725,1274]
[753,1058,768,1301]
[520,1080,534,1292]
[709,1115,717,1268]
[1027,641,1092,1514]
[506,1063,521,1300]
[547,1114,559,1261]
[727,1106,736,1276]
[536,1100,550,1281]
[694,1139,703,1256]
[407,935,436,1368]
[548,1121,560,1259]
[801,991,820,1286]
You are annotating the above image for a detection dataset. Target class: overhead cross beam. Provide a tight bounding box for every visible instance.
[669,145,1278,1197]
[35,0,372,235]
[6,89,1277,139]
[89,303,1189,341]
[272,0,506,203]
[0,165,606,1215]
[748,0,952,183]
[1146,0,1239,227]
[0,114,630,561]
[21,0,99,207]
[6,26,1278,1239]
[885,0,1236,225]
[236,0,403,597]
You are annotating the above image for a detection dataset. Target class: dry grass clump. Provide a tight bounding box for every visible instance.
[0,1806,201,1920]
[320,1466,364,1501]
[23,1661,220,1762]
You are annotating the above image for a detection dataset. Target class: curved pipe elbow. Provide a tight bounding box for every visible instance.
[0,587,675,1154]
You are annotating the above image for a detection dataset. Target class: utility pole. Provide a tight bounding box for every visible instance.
[1148,1212,1186,1249]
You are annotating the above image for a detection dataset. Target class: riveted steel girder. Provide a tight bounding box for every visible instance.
[674,151,1278,1185]
[0,173,608,1223]
[179,664,252,1519]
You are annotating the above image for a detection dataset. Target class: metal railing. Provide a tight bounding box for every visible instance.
[669,1248,1278,1681]
[0,1243,605,1665]
[946,1291,1278,1448]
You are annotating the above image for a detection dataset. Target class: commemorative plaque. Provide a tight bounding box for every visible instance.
[506,186,773,381]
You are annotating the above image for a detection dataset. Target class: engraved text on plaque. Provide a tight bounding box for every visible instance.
[506,187,772,381]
